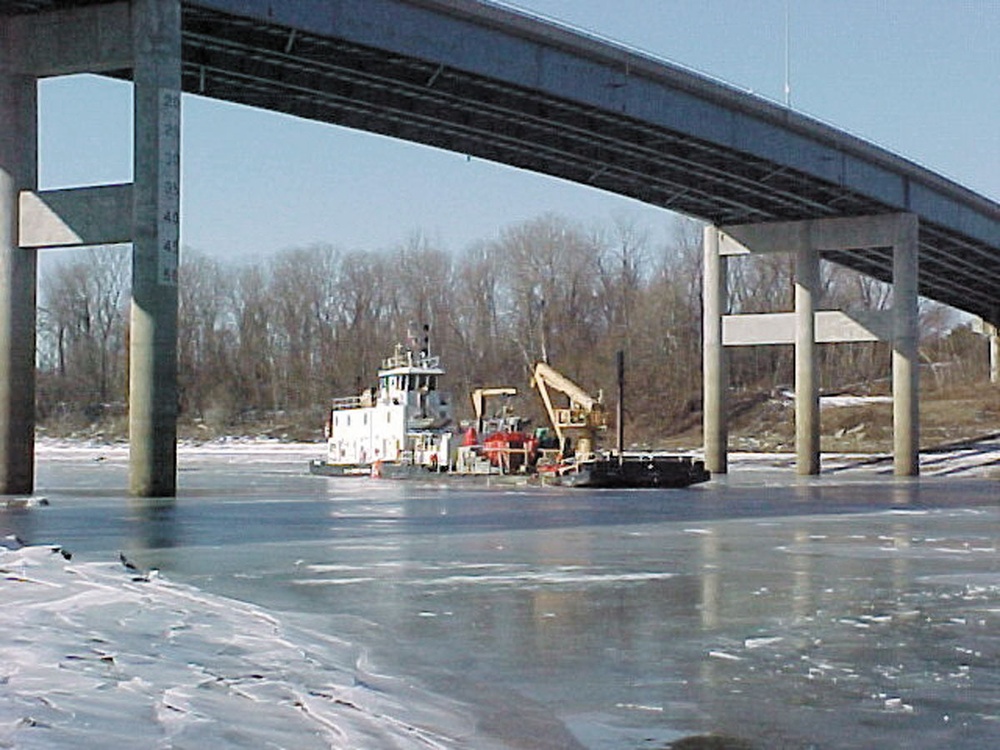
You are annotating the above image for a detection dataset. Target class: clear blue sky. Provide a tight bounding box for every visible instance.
[36,0,1000,261]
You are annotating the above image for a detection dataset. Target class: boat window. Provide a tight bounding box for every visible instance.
[428,376,437,391]
[363,413,368,425]
[346,416,350,427]
[387,411,391,423]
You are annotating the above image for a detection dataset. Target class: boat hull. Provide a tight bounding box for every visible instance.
[310,455,710,488]
[546,456,710,489]
[308,459,448,479]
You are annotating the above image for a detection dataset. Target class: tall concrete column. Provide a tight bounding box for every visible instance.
[892,216,920,476]
[703,225,728,474]
[795,245,820,475]
[988,323,999,385]
[0,59,38,495]
[130,0,181,496]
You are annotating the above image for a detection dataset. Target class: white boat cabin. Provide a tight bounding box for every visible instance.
[326,344,453,466]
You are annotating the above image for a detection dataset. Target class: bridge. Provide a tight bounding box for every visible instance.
[2,0,998,494]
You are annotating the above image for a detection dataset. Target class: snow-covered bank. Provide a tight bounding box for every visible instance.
[35,436,324,463]
[34,435,1000,479]
[0,544,473,749]
[726,436,1000,479]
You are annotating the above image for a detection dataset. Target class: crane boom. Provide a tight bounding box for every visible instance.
[531,362,600,411]
[531,362,607,456]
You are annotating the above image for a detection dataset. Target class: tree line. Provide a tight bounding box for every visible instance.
[36,213,990,440]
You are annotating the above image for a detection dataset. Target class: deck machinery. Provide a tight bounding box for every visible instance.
[530,353,709,488]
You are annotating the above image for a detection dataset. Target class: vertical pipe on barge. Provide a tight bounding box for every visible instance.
[616,350,625,465]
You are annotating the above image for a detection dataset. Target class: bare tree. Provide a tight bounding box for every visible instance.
[178,250,235,418]
[38,246,130,409]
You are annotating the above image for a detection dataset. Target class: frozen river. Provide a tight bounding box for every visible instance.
[2,441,999,748]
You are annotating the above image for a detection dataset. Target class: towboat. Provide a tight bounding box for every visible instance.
[309,341,710,488]
[309,341,455,478]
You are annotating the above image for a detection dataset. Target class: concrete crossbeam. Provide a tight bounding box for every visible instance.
[19,184,133,248]
[720,214,918,256]
[6,2,132,77]
[723,310,892,346]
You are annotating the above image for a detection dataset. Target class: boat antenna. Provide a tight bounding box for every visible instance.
[783,0,791,107]
[422,323,430,357]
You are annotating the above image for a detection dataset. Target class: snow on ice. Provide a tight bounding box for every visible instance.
[0,544,474,749]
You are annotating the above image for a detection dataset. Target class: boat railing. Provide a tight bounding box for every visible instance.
[330,396,363,411]
[382,350,441,370]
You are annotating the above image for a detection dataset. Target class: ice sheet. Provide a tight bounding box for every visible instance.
[14,437,1000,749]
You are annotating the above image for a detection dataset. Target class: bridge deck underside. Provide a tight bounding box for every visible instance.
[4,1,998,325]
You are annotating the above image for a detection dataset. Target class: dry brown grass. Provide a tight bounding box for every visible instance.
[645,378,1000,454]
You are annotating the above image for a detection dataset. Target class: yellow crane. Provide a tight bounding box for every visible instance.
[470,386,518,435]
[530,362,607,458]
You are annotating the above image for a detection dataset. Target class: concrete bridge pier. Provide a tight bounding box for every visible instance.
[987,323,999,385]
[703,214,921,478]
[0,65,37,495]
[702,226,728,475]
[993,329,1000,385]
[972,320,999,384]
[892,216,920,477]
[129,0,182,497]
[795,242,820,475]
[2,0,181,496]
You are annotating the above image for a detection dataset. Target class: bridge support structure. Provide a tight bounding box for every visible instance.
[129,0,182,496]
[983,322,1000,385]
[971,320,1000,385]
[1,0,181,496]
[0,62,37,495]
[993,327,1000,385]
[703,213,921,477]
[702,225,728,475]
